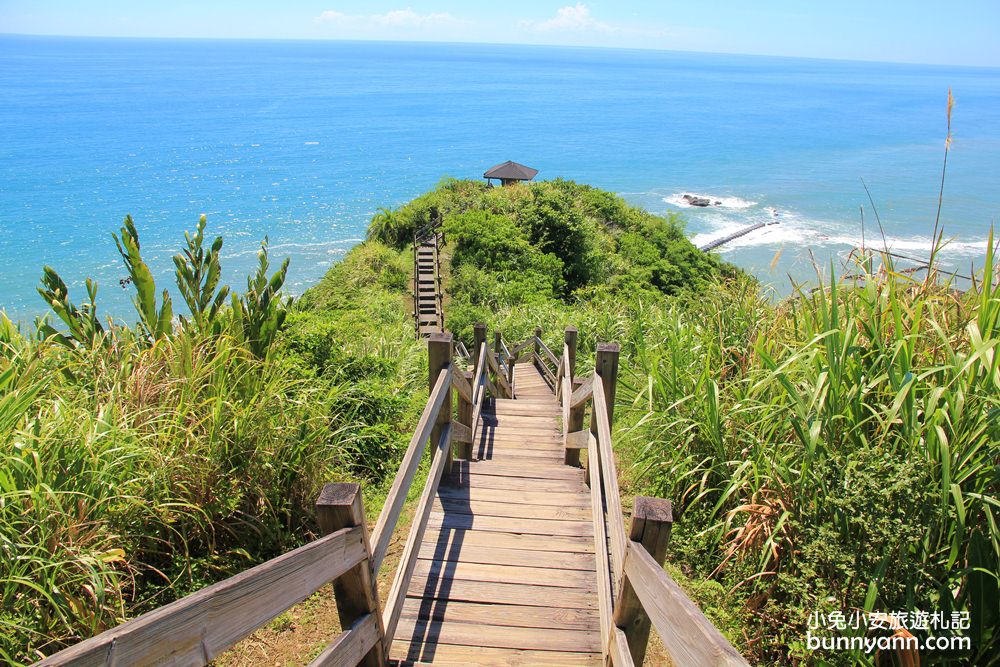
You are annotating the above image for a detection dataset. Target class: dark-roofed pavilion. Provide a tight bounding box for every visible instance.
[483,160,538,186]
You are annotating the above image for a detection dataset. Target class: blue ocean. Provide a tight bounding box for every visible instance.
[2,35,999,321]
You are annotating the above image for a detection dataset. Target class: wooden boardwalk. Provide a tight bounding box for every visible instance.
[36,329,748,667]
[391,364,601,665]
[414,233,444,337]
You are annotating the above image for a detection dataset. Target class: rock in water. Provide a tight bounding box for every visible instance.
[682,194,712,207]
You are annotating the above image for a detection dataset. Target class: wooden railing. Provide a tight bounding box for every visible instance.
[545,329,749,667]
[35,325,748,667]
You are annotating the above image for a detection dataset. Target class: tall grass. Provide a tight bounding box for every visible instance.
[623,240,999,664]
[0,237,425,665]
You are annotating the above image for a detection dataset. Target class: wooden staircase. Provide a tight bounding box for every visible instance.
[35,325,749,667]
[391,363,601,665]
[414,230,444,337]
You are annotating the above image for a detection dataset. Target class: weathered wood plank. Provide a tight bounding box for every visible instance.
[419,527,594,553]
[433,498,591,522]
[593,375,628,589]
[406,575,598,609]
[451,461,584,481]
[588,428,614,656]
[399,599,598,631]
[371,367,452,572]
[570,375,594,409]
[443,473,587,493]
[394,618,600,654]
[391,644,601,666]
[410,559,595,590]
[34,527,366,667]
[383,424,452,641]
[427,512,594,537]
[417,541,595,570]
[308,613,380,667]
[623,541,749,666]
[435,485,591,509]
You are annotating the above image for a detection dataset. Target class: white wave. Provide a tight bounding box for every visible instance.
[664,193,758,209]
[692,213,991,258]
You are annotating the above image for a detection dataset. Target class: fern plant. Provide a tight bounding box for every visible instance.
[113,215,173,341]
[173,214,229,335]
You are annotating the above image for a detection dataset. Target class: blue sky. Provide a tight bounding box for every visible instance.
[2,1,998,66]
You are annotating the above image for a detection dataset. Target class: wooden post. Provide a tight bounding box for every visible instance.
[316,483,388,666]
[494,330,508,398]
[533,326,542,368]
[586,342,619,482]
[428,333,454,471]
[561,327,580,466]
[564,326,578,384]
[473,323,487,373]
[613,496,673,666]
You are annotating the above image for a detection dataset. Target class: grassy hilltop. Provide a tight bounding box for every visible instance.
[1,178,998,665]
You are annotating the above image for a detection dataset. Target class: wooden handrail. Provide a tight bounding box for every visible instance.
[383,422,453,640]
[370,366,452,572]
[33,526,367,666]
[308,613,380,667]
[622,542,748,666]
[587,422,614,656]
[593,376,628,587]
[471,341,488,433]
[537,336,560,371]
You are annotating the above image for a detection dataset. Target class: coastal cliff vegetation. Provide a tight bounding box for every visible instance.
[1,178,997,666]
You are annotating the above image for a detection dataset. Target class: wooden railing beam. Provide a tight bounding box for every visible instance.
[613,496,672,666]
[428,332,455,468]
[316,483,388,667]
[586,343,619,484]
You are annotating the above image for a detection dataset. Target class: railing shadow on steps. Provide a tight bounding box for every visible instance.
[33,326,747,667]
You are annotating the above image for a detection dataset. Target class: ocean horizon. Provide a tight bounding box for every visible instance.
[2,34,999,323]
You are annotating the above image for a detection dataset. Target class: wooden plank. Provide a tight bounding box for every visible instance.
[417,541,595,570]
[537,338,561,371]
[589,430,613,656]
[436,485,590,509]
[593,376,628,589]
[442,473,586,494]
[371,367,452,572]
[427,512,594,538]
[473,451,564,464]
[410,559,595,590]
[34,527,366,667]
[400,598,598,631]
[451,419,472,445]
[565,429,590,449]
[623,541,749,666]
[406,576,598,609]
[308,613,380,667]
[487,403,561,416]
[433,498,591,522]
[383,424,452,641]
[419,528,594,554]
[451,461,583,481]
[451,371,473,403]
[570,376,594,409]
[610,626,637,667]
[391,644,601,666]
[394,618,600,654]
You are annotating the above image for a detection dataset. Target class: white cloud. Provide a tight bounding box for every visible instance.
[528,3,617,34]
[315,8,459,28]
[372,9,456,27]
[315,10,347,23]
